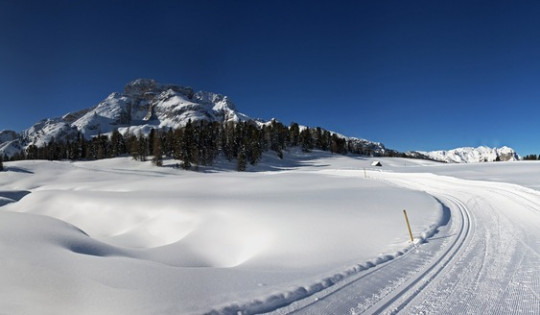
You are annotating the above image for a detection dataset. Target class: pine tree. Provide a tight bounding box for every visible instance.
[127,134,139,160]
[110,129,126,157]
[78,133,89,159]
[330,133,347,155]
[137,134,148,161]
[163,128,174,158]
[0,155,4,171]
[181,120,195,169]
[152,130,163,166]
[237,146,247,171]
[26,145,38,160]
[207,122,221,164]
[288,122,300,147]
[269,120,285,159]
[197,121,213,166]
[221,121,236,161]
[315,128,331,151]
[91,135,109,159]
[148,129,156,156]
[299,128,313,152]
[246,124,262,165]
[172,128,184,160]
[259,125,267,152]
[191,122,201,170]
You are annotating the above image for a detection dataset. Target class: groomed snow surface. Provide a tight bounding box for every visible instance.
[0,151,539,314]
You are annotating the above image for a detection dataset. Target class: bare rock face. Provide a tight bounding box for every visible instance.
[123,78,160,96]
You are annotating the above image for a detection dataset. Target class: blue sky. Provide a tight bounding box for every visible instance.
[1,0,540,155]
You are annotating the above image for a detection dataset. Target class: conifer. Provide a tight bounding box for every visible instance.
[237,147,247,171]
[152,130,163,166]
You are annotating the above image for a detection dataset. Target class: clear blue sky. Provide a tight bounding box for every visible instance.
[1,0,540,155]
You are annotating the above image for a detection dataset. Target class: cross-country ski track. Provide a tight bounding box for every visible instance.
[271,170,540,314]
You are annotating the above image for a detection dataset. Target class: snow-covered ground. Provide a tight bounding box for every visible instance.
[0,152,538,314]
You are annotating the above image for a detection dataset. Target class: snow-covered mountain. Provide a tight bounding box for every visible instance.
[421,146,520,163]
[0,79,385,158]
[21,79,251,145]
[68,79,252,137]
[0,79,255,158]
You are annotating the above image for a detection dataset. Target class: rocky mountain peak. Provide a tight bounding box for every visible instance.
[123,78,160,95]
[0,79,255,158]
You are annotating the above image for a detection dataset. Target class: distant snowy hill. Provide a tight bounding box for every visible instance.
[420,146,520,163]
[0,79,385,158]
[0,130,23,159]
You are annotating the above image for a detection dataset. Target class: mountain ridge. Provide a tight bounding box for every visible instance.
[0,79,519,163]
[420,146,520,163]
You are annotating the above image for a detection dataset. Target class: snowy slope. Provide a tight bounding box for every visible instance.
[420,145,520,163]
[0,130,23,158]
[21,118,79,147]
[0,139,23,158]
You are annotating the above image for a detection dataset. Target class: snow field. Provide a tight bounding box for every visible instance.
[0,156,443,314]
[4,152,538,314]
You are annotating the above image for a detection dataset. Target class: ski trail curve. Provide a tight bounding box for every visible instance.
[362,193,472,314]
[270,172,540,314]
[383,173,540,314]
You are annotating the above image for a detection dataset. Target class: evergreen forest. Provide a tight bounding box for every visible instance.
[5,120,412,171]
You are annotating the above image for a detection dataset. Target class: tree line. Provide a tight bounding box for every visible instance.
[5,120,409,171]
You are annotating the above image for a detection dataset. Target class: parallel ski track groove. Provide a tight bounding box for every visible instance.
[284,245,413,314]
[363,193,472,314]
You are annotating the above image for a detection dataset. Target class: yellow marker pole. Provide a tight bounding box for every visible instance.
[403,209,414,243]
